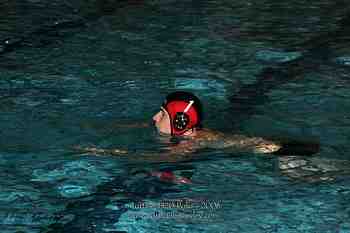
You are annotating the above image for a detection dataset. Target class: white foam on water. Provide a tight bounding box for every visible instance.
[255,49,302,63]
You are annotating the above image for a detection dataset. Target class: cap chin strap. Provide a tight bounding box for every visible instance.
[182,127,195,136]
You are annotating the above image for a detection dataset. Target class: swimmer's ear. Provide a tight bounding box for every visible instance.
[273,140,320,156]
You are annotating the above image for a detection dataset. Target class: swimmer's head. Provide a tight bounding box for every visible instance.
[153,91,203,136]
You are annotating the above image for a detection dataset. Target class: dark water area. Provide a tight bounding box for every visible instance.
[1,0,350,232]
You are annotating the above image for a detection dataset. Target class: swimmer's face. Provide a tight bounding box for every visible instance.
[152,107,171,135]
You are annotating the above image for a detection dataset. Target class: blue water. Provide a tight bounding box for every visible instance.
[1,0,350,232]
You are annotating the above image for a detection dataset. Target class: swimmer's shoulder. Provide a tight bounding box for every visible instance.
[195,128,225,139]
[190,128,235,149]
[195,129,282,153]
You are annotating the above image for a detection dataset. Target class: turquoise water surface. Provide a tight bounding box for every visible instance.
[1,0,350,232]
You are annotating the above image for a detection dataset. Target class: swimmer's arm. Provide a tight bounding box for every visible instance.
[73,146,128,156]
[221,135,282,154]
[73,143,195,156]
[222,135,320,155]
[73,144,197,163]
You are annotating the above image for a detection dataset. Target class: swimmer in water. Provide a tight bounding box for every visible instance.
[77,91,321,157]
[151,91,284,154]
[76,91,333,183]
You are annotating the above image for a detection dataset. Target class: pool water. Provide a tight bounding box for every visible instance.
[1,0,350,232]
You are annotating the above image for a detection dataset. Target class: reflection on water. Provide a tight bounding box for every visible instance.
[1,0,350,232]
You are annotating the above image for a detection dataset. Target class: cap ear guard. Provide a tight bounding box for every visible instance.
[173,112,190,130]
